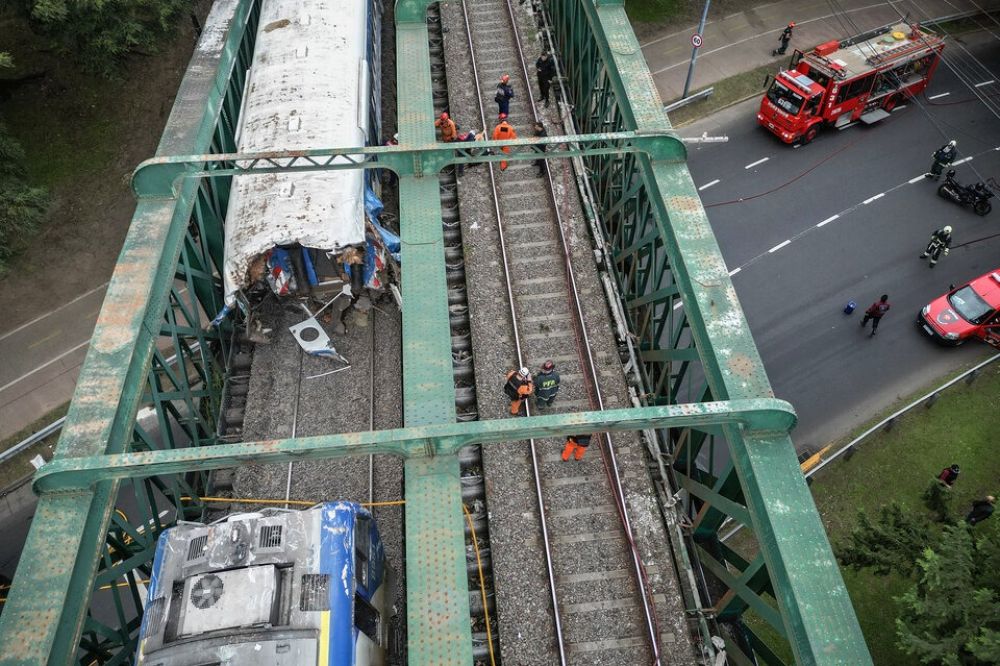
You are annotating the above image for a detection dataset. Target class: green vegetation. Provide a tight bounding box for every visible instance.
[665,62,774,127]
[624,0,682,27]
[810,360,1000,664]
[0,402,68,490]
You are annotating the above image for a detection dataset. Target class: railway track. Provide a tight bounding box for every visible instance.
[432,0,689,662]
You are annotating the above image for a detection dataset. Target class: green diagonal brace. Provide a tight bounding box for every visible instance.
[34,400,795,493]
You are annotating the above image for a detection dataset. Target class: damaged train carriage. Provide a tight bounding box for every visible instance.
[218,0,398,352]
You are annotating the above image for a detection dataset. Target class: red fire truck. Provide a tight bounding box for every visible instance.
[758,23,944,144]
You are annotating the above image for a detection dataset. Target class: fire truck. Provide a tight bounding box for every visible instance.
[758,23,944,144]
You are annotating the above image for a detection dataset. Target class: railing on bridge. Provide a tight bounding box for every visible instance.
[0,0,869,664]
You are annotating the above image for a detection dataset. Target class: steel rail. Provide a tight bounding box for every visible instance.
[369,309,376,504]
[502,1,663,662]
[455,1,569,663]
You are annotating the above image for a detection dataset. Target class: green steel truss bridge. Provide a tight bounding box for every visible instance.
[0,0,871,663]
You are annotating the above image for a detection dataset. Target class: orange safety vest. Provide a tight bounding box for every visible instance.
[435,117,458,142]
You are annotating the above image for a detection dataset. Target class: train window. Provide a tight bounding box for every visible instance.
[355,515,371,590]
[299,574,331,611]
[354,592,381,644]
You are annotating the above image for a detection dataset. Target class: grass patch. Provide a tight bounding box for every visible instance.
[0,402,68,490]
[625,0,683,26]
[666,62,774,127]
[809,360,1000,664]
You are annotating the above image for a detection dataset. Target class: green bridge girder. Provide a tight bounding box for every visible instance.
[0,0,872,664]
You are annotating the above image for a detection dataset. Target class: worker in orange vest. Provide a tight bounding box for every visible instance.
[503,367,534,415]
[561,433,592,461]
[492,114,517,171]
[435,112,458,142]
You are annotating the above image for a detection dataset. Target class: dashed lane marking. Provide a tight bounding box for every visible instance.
[698,179,720,191]
[975,80,995,88]
[768,240,791,253]
[908,175,926,184]
[862,192,885,204]
[0,340,90,395]
[816,214,839,227]
[744,157,769,169]
[928,92,950,100]
[953,157,973,165]
[728,267,741,276]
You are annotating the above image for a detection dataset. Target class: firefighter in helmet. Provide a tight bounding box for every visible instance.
[504,367,534,415]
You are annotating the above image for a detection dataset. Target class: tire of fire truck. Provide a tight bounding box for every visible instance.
[883,94,900,112]
[800,125,819,145]
[974,200,991,216]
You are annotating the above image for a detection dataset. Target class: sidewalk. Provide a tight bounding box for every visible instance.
[640,0,1000,104]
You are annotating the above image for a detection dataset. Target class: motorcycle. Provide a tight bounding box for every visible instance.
[937,170,994,216]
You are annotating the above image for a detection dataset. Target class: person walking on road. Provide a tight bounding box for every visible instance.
[937,464,961,487]
[773,22,795,56]
[535,51,556,107]
[492,114,517,172]
[435,112,458,142]
[531,121,548,177]
[561,433,592,461]
[495,74,515,117]
[920,225,952,267]
[534,360,560,408]
[503,367,534,415]
[965,496,995,525]
[926,140,958,180]
[860,294,891,336]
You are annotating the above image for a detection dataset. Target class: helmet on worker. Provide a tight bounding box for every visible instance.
[519,367,530,378]
[948,139,957,147]
[788,21,795,27]
[943,225,952,234]
[498,112,508,120]
[542,360,554,371]
[440,112,449,120]
[501,74,510,82]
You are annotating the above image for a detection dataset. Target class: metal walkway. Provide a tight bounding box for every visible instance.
[0,0,871,664]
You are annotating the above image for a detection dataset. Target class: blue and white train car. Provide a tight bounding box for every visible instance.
[222,0,395,308]
[136,502,390,666]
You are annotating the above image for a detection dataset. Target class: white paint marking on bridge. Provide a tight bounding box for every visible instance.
[953,156,973,165]
[862,192,885,205]
[928,92,950,100]
[768,240,791,253]
[698,179,720,191]
[744,157,769,170]
[728,267,741,276]
[816,214,839,227]
[908,175,926,184]
[974,80,995,88]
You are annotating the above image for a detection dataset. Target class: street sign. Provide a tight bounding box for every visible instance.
[691,33,703,48]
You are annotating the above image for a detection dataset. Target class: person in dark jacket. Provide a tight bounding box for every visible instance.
[454,129,484,177]
[503,367,534,415]
[495,74,515,117]
[535,51,556,107]
[531,121,548,177]
[937,464,960,487]
[534,360,560,407]
[772,22,794,56]
[920,225,952,267]
[561,433,592,461]
[860,294,890,335]
[965,496,995,525]
[926,140,957,180]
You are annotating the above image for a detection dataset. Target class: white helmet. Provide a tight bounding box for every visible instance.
[948,139,957,147]
[943,225,952,234]
[519,367,530,377]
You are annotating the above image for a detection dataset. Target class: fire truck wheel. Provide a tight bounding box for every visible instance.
[801,126,818,145]
[884,95,900,112]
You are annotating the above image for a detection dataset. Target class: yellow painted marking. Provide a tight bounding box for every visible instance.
[27,331,62,349]
[318,610,331,665]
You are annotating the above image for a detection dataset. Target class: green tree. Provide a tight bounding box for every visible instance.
[27,0,189,77]
[896,524,1000,665]
[837,502,933,577]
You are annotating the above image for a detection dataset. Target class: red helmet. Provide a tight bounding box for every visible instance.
[501,74,510,82]
[498,112,508,120]
[542,360,554,371]
[440,112,449,120]
[788,21,795,27]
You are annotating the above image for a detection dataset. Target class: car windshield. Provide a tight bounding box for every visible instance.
[766,80,805,115]
[948,286,994,324]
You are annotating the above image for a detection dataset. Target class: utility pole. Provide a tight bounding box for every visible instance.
[682,0,711,99]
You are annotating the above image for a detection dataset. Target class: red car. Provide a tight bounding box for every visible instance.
[918,270,1000,346]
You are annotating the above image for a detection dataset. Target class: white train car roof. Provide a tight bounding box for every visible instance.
[223,0,373,304]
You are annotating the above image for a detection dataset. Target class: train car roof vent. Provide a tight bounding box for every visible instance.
[259,524,283,549]
[187,535,208,561]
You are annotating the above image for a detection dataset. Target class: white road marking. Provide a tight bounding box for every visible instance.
[953,156,973,165]
[816,214,839,227]
[0,340,90,394]
[837,122,858,131]
[744,157,769,169]
[928,92,950,100]
[0,282,109,342]
[894,105,907,111]
[698,179,720,191]
[728,267,741,276]
[974,80,995,88]
[908,175,926,184]
[862,193,885,204]
[768,239,791,253]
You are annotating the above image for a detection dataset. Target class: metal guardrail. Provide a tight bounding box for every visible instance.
[0,417,66,466]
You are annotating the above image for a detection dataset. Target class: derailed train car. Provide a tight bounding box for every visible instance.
[136,503,393,666]
[220,0,398,338]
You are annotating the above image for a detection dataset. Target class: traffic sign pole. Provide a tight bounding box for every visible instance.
[682,0,712,99]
